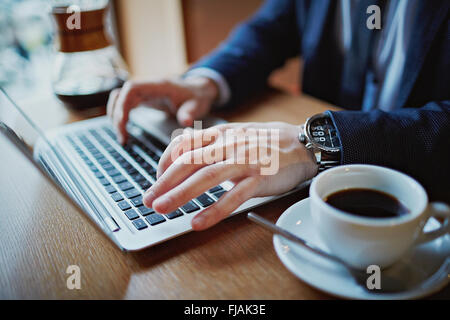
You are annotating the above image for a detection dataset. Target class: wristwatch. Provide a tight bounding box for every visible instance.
[299,113,342,172]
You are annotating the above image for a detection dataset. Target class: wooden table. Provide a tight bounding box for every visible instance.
[0,90,448,299]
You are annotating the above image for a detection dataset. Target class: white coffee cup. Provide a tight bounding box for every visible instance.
[309,164,450,270]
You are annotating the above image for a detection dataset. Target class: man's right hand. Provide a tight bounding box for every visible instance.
[107,76,219,144]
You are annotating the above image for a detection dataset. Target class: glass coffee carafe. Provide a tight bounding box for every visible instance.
[51,0,128,109]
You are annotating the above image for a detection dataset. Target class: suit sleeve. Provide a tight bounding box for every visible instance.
[191,0,302,108]
[328,101,450,201]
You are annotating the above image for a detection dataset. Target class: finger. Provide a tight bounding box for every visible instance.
[106,88,120,119]
[145,150,211,207]
[113,81,169,144]
[148,160,244,213]
[191,177,259,231]
[157,126,221,178]
[145,96,176,115]
[176,99,209,127]
[113,83,141,144]
[156,130,200,180]
[145,143,228,208]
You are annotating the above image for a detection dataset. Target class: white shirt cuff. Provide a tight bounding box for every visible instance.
[185,67,231,107]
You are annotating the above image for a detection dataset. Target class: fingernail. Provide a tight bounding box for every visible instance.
[143,190,156,207]
[184,118,193,127]
[117,133,124,145]
[179,114,192,127]
[153,197,169,212]
[192,216,205,230]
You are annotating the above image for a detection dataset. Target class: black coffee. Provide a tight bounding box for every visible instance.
[325,188,410,219]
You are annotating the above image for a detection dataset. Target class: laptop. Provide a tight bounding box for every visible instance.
[0,87,310,251]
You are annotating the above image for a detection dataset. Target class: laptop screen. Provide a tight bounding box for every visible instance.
[0,87,52,157]
[0,87,117,240]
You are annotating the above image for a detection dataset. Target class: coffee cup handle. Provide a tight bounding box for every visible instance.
[415,202,450,245]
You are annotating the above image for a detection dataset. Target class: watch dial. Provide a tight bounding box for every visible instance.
[309,116,340,149]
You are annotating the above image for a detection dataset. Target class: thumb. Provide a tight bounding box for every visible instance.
[176,99,210,127]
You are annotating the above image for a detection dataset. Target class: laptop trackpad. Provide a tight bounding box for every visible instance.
[130,106,226,146]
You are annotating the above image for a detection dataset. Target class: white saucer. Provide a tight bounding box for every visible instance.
[273,198,450,300]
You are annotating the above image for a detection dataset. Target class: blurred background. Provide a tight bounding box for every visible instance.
[0,0,300,102]
[0,0,54,97]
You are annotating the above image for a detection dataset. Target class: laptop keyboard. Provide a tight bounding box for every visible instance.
[66,125,227,232]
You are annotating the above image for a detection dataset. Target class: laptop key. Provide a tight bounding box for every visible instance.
[124,189,141,199]
[213,190,226,199]
[118,181,133,191]
[145,213,166,226]
[124,209,139,220]
[117,200,131,211]
[94,171,104,179]
[106,168,120,177]
[116,156,127,164]
[121,161,132,169]
[111,192,124,202]
[209,185,223,193]
[102,163,114,171]
[135,156,145,164]
[181,201,200,213]
[97,157,109,164]
[112,175,127,184]
[145,166,156,175]
[138,206,154,216]
[196,194,215,207]
[99,178,110,186]
[125,167,138,175]
[131,173,145,182]
[131,195,143,207]
[105,185,116,194]
[138,180,152,189]
[132,219,147,230]
[113,153,124,160]
[167,209,183,219]
[140,162,152,171]
[145,149,156,157]
[91,152,102,159]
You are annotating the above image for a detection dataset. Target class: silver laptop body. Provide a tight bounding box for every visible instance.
[0,88,309,251]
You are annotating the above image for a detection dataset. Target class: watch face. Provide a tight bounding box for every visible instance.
[308,115,340,150]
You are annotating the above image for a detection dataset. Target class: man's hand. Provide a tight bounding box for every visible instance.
[142,122,318,230]
[107,76,219,144]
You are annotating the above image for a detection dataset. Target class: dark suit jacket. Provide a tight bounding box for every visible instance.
[193,0,450,201]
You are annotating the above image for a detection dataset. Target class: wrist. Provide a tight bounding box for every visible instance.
[292,124,318,168]
[183,75,219,104]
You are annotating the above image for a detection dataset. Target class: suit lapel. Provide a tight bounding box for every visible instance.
[396,0,449,108]
[301,0,333,61]
[339,0,380,108]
